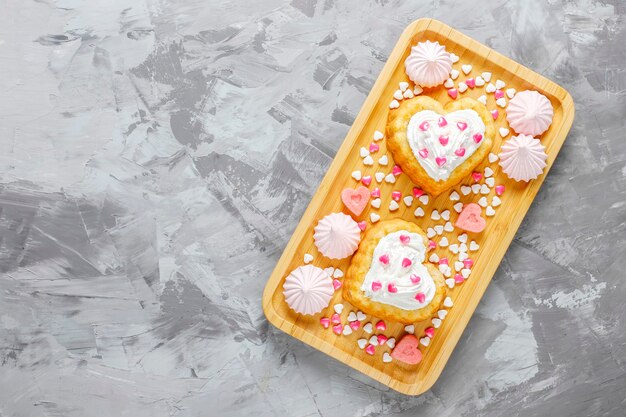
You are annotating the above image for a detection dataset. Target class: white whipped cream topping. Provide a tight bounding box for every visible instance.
[407,109,486,181]
[360,231,436,311]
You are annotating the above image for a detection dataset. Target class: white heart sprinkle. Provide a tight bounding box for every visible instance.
[324,267,334,277]
[462,64,472,74]
[375,172,385,183]
[378,155,389,165]
[470,241,480,251]
[389,99,400,109]
[382,352,393,363]
[480,184,490,194]
[348,312,357,322]
[454,261,463,271]
[386,337,395,348]
[439,237,449,247]
[486,206,496,216]
[356,311,366,321]
[351,170,362,181]
[420,337,430,346]
[444,78,454,88]
[450,53,460,63]
[475,76,485,86]
[477,95,487,105]
[385,173,396,183]
[486,83,496,93]
[373,131,384,142]
[334,304,344,314]
[499,127,510,137]
[461,268,472,278]
[432,318,442,328]
[506,88,516,98]
[482,72,492,82]
[342,324,353,335]
[404,325,415,334]
[486,177,495,187]
[458,233,468,243]
[492,196,502,207]
[445,278,455,289]
[449,244,459,254]
[459,243,468,252]
[484,167,494,177]
[478,196,488,207]
[434,225,444,235]
[360,147,370,158]
[488,152,499,163]
[496,97,507,108]
[371,198,381,209]
[431,210,441,220]
[403,196,414,206]
[414,207,425,217]
[369,335,378,345]
[444,221,454,232]
[363,323,373,333]
[419,195,429,205]
[453,202,464,213]
[357,339,367,349]
[440,265,451,277]
[458,82,468,93]
[389,200,399,211]
[461,185,472,196]
[413,86,423,95]
[363,155,374,165]
[393,89,403,100]
[441,210,450,221]
[429,253,439,263]
[403,89,414,99]
[444,297,454,307]
[333,269,343,278]
[304,253,313,264]
[472,184,481,194]
[450,69,460,79]
[450,191,460,201]
[370,213,380,223]
[427,228,436,238]
[399,81,409,92]
[495,79,506,89]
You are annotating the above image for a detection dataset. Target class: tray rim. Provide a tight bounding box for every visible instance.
[262,17,575,395]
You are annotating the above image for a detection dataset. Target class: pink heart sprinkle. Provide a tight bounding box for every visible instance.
[332,324,342,335]
[473,133,483,143]
[438,257,449,265]
[435,156,447,167]
[412,187,424,198]
[377,334,388,345]
[455,147,466,157]
[320,317,330,329]
[495,185,505,195]
[410,274,421,284]
[392,165,403,176]
[365,344,376,355]
[371,281,382,292]
[375,320,386,331]
[448,88,458,99]
[466,78,475,88]
[333,279,342,290]
[491,109,499,120]
[379,254,389,265]
[369,143,379,153]
[438,116,447,127]
[391,191,402,201]
[415,292,426,303]
[357,221,367,231]
[454,273,465,284]
[402,258,412,268]
[371,187,381,198]
[418,148,429,158]
[472,172,483,182]
[419,121,430,131]
[361,175,372,186]
[399,234,411,245]
[457,121,468,131]
[439,136,449,146]
[463,258,474,269]
[424,327,435,338]
[494,89,504,99]
[349,320,361,331]
[428,240,437,250]
[387,283,398,293]
[331,313,341,324]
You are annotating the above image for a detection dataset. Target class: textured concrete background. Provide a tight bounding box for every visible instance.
[0,0,625,416]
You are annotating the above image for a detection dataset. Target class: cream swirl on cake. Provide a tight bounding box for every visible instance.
[360,231,436,310]
[406,109,486,181]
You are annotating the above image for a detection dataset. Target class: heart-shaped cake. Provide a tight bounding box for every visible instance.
[386,96,495,196]
[343,219,446,324]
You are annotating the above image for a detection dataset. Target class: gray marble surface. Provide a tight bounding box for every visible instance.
[0,0,625,416]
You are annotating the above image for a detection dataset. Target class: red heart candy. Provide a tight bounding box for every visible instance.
[387,283,398,293]
[454,273,464,284]
[494,89,504,99]
[473,133,483,143]
[402,258,412,268]
[379,254,389,265]
[391,191,402,201]
[341,186,370,216]
[466,78,475,88]
[332,324,342,335]
[391,334,423,365]
[415,292,425,303]
[439,135,449,146]
[392,165,403,176]
[375,320,386,331]
[463,258,474,268]
[357,221,367,231]
[448,88,458,99]
[361,175,372,186]
[438,257,448,265]
[365,344,376,355]
[369,143,379,153]
[455,203,486,233]
[495,185,505,195]
[418,148,429,158]
[435,156,447,167]
[377,334,388,345]
[371,281,382,292]
[349,320,360,330]
[491,109,499,120]
[455,147,466,157]
[371,187,381,198]
[424,327,435,338]
[399,234,411,244]
[419,121,430,131]
[472,172,483,182]
[438,116,447,127]
[320,317,330,329]
[331,313,341,324]
[457,121,468,131]
[333,279,342,290]
[410,274,421,284]
[412,187,424,198]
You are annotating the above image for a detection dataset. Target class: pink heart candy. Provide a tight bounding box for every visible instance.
[491,109,499,120]
[320,317,330,329]
[375,320,386,331]
[333,279,342,290]
[438,257,449,265]
[439,135,449,146]
[391,335,422,365]
[463,258,474,269]
[371,187,381,198]
[410,274,421,284]
[419,121,430,131]
[494,89,504,99]
[341,186,370,216]
[455,202,487,233]
[438,116,447,127]
[448,88,458,99]
[369,143,379,153]
[379,254,389,265]
[349,320,361,331]
[412,187,424,198]
[435,156,447,167]
[391,191,402,201]
[418,148,429,158]
[472,172,483,182]
[392,165,403,176]
[399,234,411,244]
[454,273,465,284]
[415,292,426,303]
[473,133,483,143]
[331,313,341,324]
[361,175,372,186]
[371,281,382,292]
[377,334,388,345]
[357,221,367,231]
[428,240,437,250]
[455,147,466,157]
[424,327,435,338]
[365,344,376,355]
[402,258,412,268]
[387,283,398,293]
[332,324,342,335]
[495,185,505,195]
[466,78,475,88]
[457,121,468,131]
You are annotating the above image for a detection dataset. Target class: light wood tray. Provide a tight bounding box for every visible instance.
[262,18,574,395]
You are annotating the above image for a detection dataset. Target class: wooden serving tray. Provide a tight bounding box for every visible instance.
[262,18,574,395]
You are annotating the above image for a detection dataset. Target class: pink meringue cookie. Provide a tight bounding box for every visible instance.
[283,265,334,315]
[499,134,548,182]
[506,90,554,136]
[313,212,361,260]
[404,40,453,88]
